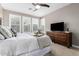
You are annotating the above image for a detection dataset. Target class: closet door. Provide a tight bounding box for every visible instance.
[9,14,21,33]
[22,16,31,32]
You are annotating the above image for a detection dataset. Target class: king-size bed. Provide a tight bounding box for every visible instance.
[0,26,53,56]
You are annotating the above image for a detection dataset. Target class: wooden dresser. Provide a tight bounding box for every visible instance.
[47,31,72,48]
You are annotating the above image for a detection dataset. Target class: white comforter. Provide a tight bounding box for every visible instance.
[0,33,52,56]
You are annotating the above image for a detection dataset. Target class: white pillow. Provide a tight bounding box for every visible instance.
[1,26,13,38]
[0,33,5,40]
[0,26,9,39]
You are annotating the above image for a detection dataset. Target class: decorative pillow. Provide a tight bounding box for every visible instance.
[1,26,13,38]
[0,33,5,40]
[11,28,17,37]
[5,26,16,37]
[0,26,13,39]
[0,26,8,39]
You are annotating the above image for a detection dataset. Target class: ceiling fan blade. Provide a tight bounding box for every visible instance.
[32,3,37,6]
[39,4,50,7]
[32,3,50,8]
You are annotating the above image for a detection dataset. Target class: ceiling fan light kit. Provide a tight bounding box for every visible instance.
[35,5,41,9]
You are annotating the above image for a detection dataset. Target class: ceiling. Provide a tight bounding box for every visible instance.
[1,3,70,17]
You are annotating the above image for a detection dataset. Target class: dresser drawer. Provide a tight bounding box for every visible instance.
[54,33,67,36]
[54,35,67,38]
[54,37,67,42]
[54,40,68,46]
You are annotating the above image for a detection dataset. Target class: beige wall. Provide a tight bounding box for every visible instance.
[2,9,40,26]
[3,10,9,26]
[0,4,3,18]
[44,3,79,46]
[0,4,3,25]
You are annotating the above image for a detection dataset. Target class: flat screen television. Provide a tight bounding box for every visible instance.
[51,22,64,31]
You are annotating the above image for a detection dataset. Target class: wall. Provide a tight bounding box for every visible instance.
[44,3,79,46]
[3,10,9,26]
[0,4,3,25]
[3,9,40,26]
[0,4,3,17]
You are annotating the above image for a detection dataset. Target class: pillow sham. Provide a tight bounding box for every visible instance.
[0,26,8,39]
[1,26,13,38]
[0,26,13,39]
[5,26,16,37]
[0,33,5,40]
[11,28,17,37]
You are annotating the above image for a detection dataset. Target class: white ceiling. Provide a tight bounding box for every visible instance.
[1,3,70,17]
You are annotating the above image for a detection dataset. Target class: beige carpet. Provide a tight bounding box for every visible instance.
[50,43,79,56]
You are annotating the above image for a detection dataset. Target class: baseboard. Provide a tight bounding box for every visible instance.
[72,45,79,48]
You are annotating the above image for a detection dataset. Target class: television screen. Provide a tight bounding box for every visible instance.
[51,22,64,31]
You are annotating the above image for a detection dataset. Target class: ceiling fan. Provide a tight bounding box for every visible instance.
[32,3,50,11]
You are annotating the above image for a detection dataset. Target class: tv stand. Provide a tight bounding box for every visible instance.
[47,31,72,48]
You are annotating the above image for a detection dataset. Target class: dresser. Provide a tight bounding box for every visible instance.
[47,31,72,48]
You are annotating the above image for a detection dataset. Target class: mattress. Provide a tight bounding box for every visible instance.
[19,46,52,56]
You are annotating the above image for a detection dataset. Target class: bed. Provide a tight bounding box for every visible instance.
[17,33,52,56]
[0,32,53,56]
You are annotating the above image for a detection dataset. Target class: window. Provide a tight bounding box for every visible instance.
[9,14,40,33]
[9,14,21,33]
[32,18,39,32]
[40,18,45,31]
[22,16,31,32]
